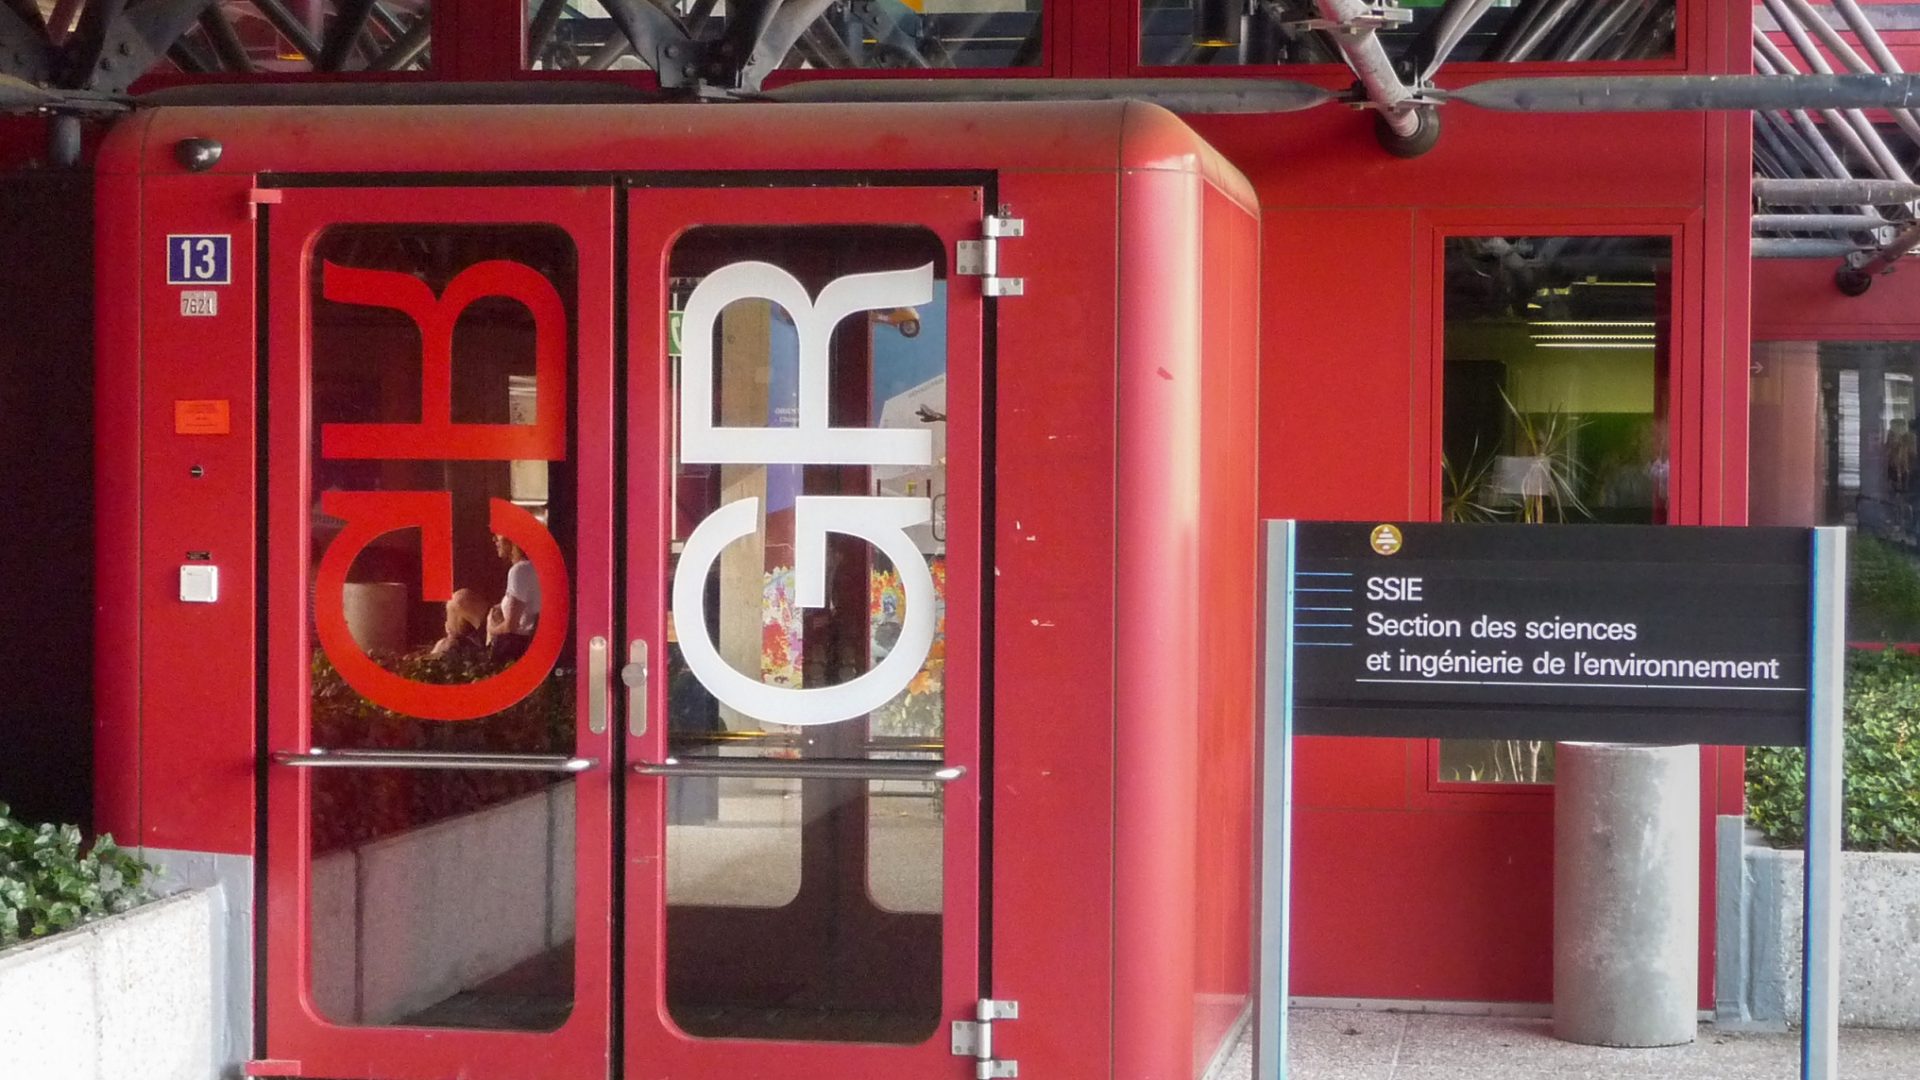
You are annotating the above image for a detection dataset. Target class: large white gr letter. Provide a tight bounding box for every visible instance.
[671,261,939,727]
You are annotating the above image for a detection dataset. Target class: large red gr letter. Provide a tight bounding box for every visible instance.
[318,259,567,462]
[313,491,571,721]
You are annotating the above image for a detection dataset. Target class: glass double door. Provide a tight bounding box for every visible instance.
[263,182,984,1080]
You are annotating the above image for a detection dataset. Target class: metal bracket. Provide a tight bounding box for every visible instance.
[1288,3,1414,35]
[952,999,1019,1078]
[957,208,1025,297]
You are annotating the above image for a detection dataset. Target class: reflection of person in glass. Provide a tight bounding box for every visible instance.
[487,532,541,663]
[429,588,490,662]
[1887,418,1916,496]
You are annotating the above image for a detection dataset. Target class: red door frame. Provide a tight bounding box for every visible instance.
[620,184,987,1079]
[262,185,617,1080]
[1414,205,1723,1004]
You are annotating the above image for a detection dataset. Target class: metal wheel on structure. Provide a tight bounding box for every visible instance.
[1376,106,1441,159]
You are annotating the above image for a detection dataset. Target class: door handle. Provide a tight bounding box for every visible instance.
[621,640,648,737]
[633,757,965,782]
[588,635,609,735]
[274,748,596,773]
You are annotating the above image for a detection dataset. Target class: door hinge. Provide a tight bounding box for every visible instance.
[952,998,1019,1078]
[956,209,1025,297]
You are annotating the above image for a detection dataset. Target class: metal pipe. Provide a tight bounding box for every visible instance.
[1827,0,1920,136]
[1778,0,1920,148]
[1544,0,1616,60]
[319,0,379,72]
[1756,177,1920,203]
[1754,132,1809,189]
[1753,213,1891,231]
[1753,89,1846,181]
[1313,0,1421,137]
[633,757,967,783]
[248,0,324,66]
[1756,109,1847,185]
[761,77,1336,113]
[1616,5,1674,60]
[274,748,597,773]
[526,0,569,63]
[1500,0,1582,60]
[198,4,254,73]
[1417,0,1499,82]
[584,34,634,69]
[367,15,431,71]
[1599,0,1658,61]
[1753,238,1869,257]
[1751,54,1854,183]
[1444,71,1920,112]
[1564,0,1647,61]
[166,40,212,75]
[1753,35,1885,183]
[1763,0,1911,181]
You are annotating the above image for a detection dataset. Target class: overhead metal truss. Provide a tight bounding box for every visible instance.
[5,0,1920,293]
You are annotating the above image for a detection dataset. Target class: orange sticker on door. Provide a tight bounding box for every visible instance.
[175,399,231,435]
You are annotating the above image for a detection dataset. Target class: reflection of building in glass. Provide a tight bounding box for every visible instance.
[1753,341,1920,643]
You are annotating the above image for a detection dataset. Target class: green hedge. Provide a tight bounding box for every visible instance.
[1747,648,1920,852]
[0,805,152,948]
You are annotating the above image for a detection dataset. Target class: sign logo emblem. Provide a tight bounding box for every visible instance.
[1370,524,1403,556]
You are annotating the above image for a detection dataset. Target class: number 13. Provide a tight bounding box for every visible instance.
[178,237,218,280]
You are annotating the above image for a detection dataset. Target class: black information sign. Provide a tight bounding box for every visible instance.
[1290,523,1812,746]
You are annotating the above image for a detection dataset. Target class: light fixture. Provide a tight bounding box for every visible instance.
[1534,342,1656,350]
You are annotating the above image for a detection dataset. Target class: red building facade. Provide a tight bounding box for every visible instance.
[3,0,1915,1076]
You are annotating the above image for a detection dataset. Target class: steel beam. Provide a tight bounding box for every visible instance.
[598,0,696,85]
[318,0,379,72]
[0,0,51,83]
[197,4,253,73]
[741,0,837,88]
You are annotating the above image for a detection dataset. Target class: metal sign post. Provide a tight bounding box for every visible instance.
[1803,526,1845,1080]
[1256,521,1846,1080]
[1255,521,1296,1080]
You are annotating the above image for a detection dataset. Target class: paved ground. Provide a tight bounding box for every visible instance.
[1215,1008,1920,1079]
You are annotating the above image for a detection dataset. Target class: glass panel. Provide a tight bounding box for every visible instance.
[526,0,1043,71]
[662,225,949,1044]
[1751,340,1920,642]
[163,0,432,75]
[1139,0,1674,67]
[305,224,578,1029]
[1437,234,1672,785]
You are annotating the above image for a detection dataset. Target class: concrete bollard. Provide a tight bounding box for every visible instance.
[1553,742,1699,1047]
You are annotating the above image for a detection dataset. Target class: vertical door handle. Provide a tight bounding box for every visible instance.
[621,640,649,737]
[588,636,610,735]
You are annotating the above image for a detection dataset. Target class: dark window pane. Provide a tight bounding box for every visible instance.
[1438,234,1672,785]
[1751,340,1920,643]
